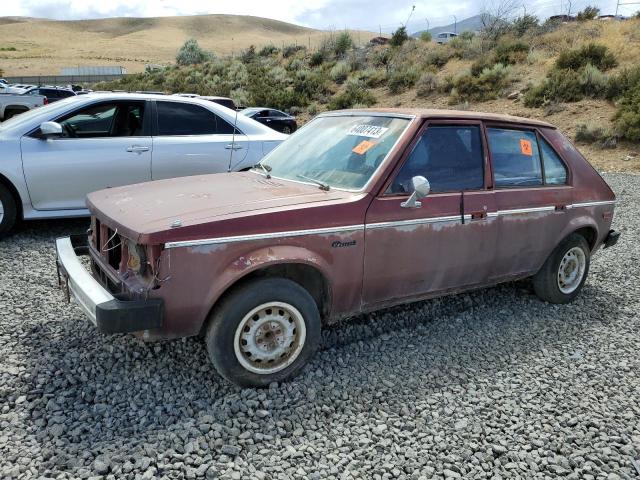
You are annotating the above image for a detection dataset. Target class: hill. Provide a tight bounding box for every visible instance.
[0,14,375,75]
[413,14,486,37]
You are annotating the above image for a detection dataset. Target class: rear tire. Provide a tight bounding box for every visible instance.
[205,277,321,387]
[533,233,590,304]
[0,183,17,239]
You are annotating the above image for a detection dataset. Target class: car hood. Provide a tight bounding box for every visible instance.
[87,172,360,243]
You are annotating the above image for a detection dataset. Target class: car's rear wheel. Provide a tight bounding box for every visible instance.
[533,233,591,304]
[205,277,321,387]
[0,183,18,239]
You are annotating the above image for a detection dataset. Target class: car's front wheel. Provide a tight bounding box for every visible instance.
[205,277,321,387]
[0,183,18,239]
[533,233,591,304]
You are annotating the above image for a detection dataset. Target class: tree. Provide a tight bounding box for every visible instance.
[334,31,353,56]
[577,6,600,21]
[419,31,432,42]
[176,39,214,66]
[390,26,409,47]
[480,0,522,40]
[511,14,539,36]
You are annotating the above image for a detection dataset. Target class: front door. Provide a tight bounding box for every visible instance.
[363,122,497,307]
[21,100,151,211]
[151,100,249,180]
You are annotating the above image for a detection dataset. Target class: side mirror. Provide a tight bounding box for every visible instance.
[39,121,63,139]
[401,176,430,209]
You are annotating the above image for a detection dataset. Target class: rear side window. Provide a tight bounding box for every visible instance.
[389,125,484,193]
[488,128,542,187]
[157,102,237,135]
[540,137,567,185]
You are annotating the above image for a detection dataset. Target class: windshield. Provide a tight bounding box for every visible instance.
[0,96,80,132]
[260,115,410,190]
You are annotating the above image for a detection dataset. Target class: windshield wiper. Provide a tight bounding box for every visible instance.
[252,162,271,179]
[297,174,330,191]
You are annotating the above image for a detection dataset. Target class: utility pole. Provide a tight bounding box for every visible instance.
[452,15,457,33]
[616,0,640,16]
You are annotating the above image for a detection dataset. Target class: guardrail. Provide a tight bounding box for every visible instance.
[3,74,127,85]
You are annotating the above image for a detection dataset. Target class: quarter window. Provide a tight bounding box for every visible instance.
[540,137,567,185]
[157,102,237,135]
[389,125,484,194]
[488,128,542,187]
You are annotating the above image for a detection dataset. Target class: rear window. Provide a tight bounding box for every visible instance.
[488,128,542,187]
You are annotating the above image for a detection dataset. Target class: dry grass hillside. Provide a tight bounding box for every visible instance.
[0,14,374,75]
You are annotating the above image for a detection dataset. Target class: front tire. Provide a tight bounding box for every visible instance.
[0,184,18,239]
[205,278,321,387]
[533,233,591,304]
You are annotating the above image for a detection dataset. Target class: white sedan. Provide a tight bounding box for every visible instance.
[0,93,287,237]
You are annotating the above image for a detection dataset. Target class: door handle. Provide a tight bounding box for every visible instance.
[126,146,149,153]
[470,211,487,220]
[225,144,243,150]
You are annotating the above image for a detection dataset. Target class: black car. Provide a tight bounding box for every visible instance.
[23,86,76,103]
[241,108,297,134]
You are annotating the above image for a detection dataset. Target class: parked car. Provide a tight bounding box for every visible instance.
[436,32,458,44]
[241,107,297,134]
[22,86,76,103]
[0,93,286,236]
[55,108,619,387]
[174,94,238,110]
[0,92,47,121]
[0,79,7,85]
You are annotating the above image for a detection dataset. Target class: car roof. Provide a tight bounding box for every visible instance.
[324,108,556,129]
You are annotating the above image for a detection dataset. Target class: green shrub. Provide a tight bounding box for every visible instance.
[420,31,432,42]
[358,68,387,88]
[416,72,438,97]
[388,66,419,94]
[240,45,257,63]
[309,51,324,67]
[390,26,409,47]
[335,31,353,56]
[176,39,214,65]
[511,15,539,36]
[555,43,617,71]
[451,63,511,102]
[524,69,584,107]
[283,44,305,58]
[606,66,640,100]
[470,56,494,76]
[330,61,350,83]
[494,40,530,65]
[308,103,318,116]
[577,6,600,21]
[329,79,376,109]
[613,84,640,141]
[373,48,393,69]
[575,123,617,148]
[459,31,475,41]
[258,44,279,57]
[579,64,609,97]
[425,47,454,68]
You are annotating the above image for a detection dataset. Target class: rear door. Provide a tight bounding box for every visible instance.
[151,100,249,180]
[486,125,572,279]
[21,100,152,210]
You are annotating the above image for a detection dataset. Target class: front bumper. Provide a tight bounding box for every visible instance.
[603,229,620,249]
[55,235,163,334]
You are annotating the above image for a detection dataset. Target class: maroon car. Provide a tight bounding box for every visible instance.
[56,109,619,387]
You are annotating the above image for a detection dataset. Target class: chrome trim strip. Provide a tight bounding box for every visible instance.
[497,206,556,216]
[366,215,462,230]
[570,200,616,209]
[165,224,365,249]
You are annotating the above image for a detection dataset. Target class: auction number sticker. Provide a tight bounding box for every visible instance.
[520,139,533,156]
[347,124,389,139]
[352,140,376,155]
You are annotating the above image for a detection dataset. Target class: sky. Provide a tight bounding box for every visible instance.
[2,0,630,32]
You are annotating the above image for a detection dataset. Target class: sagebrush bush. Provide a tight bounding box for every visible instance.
[575,123,617,148]
[330,61,350,83]
[606,66,640,100]
[420,31,432,42]
[334,32,353,56]
[524,69,584,107]
[329,79,376,109]
[283,44,305,58]
[579,64,609,97]
[613,84,640,141]
[176,39,214,65]
[511,14,540,37]
[451,63,511,102]
[471,56,494,76]
[390,26,409,47]
[424,48,454,68]
[309,51,324,67]
[555,43,617,71]
[416,72,439,97]
[577,6,600,21]
[388,66,419,94]
[358,68,387,88]
[258,44,279,57]
[494,39,530,65]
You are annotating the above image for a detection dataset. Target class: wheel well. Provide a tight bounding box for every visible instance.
[0,174,23,220]
[573,226,597,250]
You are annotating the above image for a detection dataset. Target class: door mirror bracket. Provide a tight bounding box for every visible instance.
[401,176,430,209]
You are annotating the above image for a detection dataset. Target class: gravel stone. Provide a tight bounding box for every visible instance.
[0,173,638,479]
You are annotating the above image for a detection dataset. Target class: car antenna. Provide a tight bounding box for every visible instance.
[227,107,239,173]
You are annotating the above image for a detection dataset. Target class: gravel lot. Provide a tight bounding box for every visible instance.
[0,173,638,480]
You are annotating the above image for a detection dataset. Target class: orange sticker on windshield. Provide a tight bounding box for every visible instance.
[352,140,376,155]
[520,139,533,156]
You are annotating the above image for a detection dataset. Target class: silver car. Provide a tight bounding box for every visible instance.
[0,93,287,237]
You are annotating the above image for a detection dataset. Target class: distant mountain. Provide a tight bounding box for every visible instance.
[412,14,486,37]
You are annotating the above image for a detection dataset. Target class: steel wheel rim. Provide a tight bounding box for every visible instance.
[233,302,306,375]
[557,246,586,294]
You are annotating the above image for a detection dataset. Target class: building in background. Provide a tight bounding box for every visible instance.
[60,66,127,76]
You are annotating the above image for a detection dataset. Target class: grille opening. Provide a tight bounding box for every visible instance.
[106,230,122,271]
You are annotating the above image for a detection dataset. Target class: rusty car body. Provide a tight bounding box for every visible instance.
[56,109,619,387]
